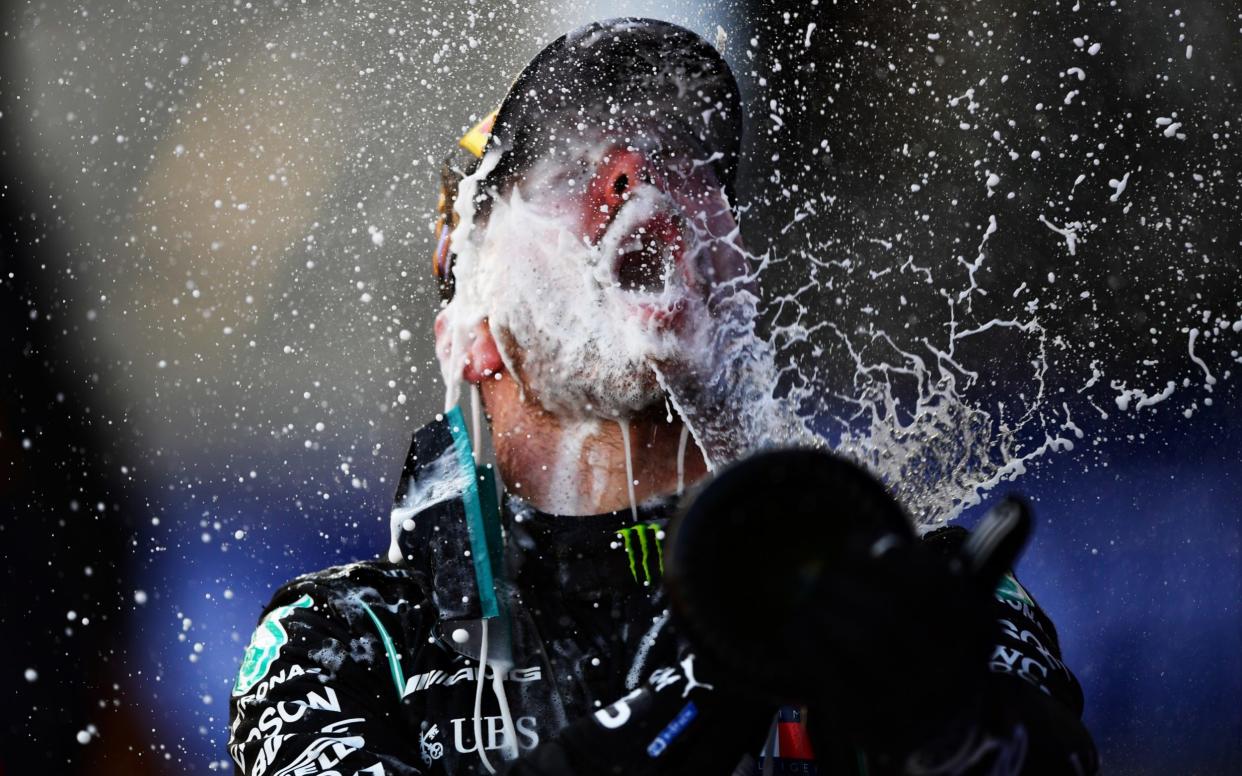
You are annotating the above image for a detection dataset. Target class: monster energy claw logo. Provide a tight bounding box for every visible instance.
[233,594,313,697]
[616,523,664,584]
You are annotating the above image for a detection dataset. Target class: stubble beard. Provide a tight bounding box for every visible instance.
[492,313,669,421]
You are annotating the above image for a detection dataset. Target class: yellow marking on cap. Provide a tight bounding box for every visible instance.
[459,110,498,158]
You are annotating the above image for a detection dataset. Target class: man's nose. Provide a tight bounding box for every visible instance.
[583,148,652,243]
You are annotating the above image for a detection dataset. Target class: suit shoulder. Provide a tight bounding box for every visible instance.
[261,559,428,624]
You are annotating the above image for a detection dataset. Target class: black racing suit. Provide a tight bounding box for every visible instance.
[227,415,1097,775]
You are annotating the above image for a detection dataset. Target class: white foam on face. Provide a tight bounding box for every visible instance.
[440,146,687,419]
[440,131,814,476]
[651,267,818,470]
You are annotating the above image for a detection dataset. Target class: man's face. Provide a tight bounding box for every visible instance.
[453,127,749,419]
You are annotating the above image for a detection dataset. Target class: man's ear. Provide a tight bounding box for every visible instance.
[434,311,504,384]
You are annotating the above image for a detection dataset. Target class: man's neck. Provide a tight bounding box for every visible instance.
[479,374,708,516]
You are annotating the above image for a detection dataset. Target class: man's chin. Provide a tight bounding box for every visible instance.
[520,364,666,421]
[497,322,681,420]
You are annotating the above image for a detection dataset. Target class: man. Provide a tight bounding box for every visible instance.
[228,19,1097,775]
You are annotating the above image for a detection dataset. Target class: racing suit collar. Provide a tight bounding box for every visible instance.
[504,493,676,598]
[391,411,678,617]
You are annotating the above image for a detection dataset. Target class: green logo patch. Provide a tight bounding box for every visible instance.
[616,523,664,584]
[233,594,313,697]
[994,573,1034,608]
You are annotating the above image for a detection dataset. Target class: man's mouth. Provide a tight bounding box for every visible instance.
[610,211,684,295]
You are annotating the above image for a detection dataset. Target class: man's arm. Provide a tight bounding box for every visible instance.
[502,540,1099,776]
[501,652,773,776]
[903,526,1099,775]
[228,585,420,776]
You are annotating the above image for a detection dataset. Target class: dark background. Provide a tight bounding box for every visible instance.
[3,1,1239,773]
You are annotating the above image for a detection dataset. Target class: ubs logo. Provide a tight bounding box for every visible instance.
[447,715,540,755]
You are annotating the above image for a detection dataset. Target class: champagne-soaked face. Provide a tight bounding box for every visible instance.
[450,129,749,419]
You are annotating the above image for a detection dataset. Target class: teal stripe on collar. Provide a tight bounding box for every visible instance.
[445,405,500,619]
[360,600,405,698]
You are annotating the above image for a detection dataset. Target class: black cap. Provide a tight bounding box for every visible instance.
[480,18,743,201]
